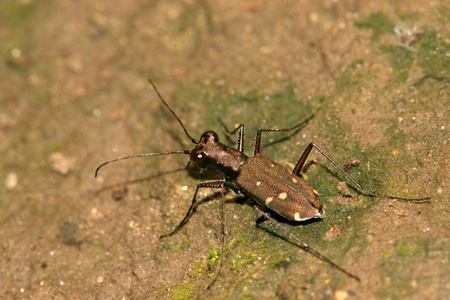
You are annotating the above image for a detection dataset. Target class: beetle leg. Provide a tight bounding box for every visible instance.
[217,120,246,153]
[254,206,360,281]
[253,114,314,156]
[160,180,240,238]
[294,143,430,201]
[292,142,313,175]
[207,182,226,289]
[231,124,245,153]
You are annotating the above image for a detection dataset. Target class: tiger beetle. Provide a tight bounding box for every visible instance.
[95,79,430,288]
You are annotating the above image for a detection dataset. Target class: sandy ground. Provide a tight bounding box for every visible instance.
[0,0,448,299]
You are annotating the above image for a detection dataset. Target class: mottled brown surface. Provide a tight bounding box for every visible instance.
[1,0,448,299]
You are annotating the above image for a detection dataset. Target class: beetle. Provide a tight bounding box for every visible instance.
[95,79,429,287]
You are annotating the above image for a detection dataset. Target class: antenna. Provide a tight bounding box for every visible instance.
[148,79,198,144]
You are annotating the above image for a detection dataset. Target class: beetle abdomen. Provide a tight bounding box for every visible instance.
[237,156,323,221]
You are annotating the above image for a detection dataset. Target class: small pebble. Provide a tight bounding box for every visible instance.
[5,172,18,189]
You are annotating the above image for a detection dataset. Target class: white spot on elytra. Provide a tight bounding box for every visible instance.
[256,181,261,186]
[265,197,273,204]
[278,192,287,199]
[270,164,275,168]
[313,189,319,196]
[292,177,298,183]
[294,212,302,221]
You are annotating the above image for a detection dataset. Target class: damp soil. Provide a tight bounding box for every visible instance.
[0,1,448,299]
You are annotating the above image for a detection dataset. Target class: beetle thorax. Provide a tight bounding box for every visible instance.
[189,131,248,179]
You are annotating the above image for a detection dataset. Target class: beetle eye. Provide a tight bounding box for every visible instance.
[190,149,207,163]
[200,130,219,142]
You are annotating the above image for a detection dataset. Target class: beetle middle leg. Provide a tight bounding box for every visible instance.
[253,114,314,156]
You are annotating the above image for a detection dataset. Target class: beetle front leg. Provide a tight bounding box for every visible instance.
[230,124,245,153]
[160,180,242,238]
[160,180,222,238]
[218,120,246,153]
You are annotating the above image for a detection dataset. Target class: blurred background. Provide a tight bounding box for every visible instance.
[0,0,448,298]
